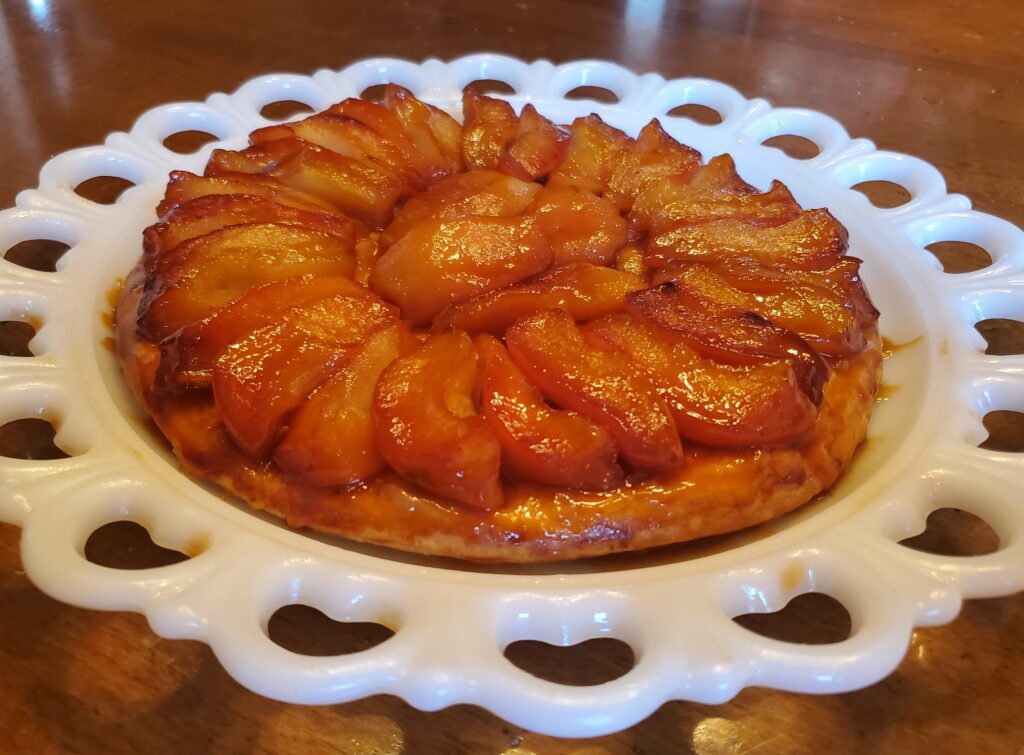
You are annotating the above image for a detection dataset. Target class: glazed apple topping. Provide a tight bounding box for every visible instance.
[432,262,645,335]
[460,89,518,171]
[274,323,420,486]
[369,214,553,323]
[212,288,398,457]
[378,169,540,250]
[372,331,504,509]
[477,334,624,490]
[506,310,684,472]
[138,223,356,342]
[130,87,879,512]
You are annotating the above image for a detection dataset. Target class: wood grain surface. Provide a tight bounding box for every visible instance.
[1,1,1022,752]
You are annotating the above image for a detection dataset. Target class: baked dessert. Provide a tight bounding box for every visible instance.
[116,85,881,562]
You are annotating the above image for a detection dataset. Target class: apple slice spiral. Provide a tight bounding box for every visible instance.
[118,84,880,559]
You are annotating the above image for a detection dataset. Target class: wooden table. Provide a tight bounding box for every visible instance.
[2,1,1022,752]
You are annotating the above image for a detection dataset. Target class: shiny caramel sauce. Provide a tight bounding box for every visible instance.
[881,334,922,358]
[781,560,806,592]
[182,533,210,557]
[875,382,900,402]
[105,277,124,314]
[100,279,125,352]
[100,274,124,331]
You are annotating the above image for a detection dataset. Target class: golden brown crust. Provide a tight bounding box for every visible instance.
[117,273,881,562]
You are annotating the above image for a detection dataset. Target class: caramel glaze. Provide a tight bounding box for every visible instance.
[117,274,881,562]
[881,334,922,358]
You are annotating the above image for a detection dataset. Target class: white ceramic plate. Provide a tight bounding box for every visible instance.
[1,54,1022,738]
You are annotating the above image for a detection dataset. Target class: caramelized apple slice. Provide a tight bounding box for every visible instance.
[250,112,421,192]
[161,275,378,386]
[662,261,864,357]
[527,185,627,266]
[628,156,766,237]
[432,263,643,335]
[497,104,570,181]
[264,140,405,228]
[505,310,682,471]
[784,257,879,328]
[143,194,362,260]
[157,170,339,217]
[140,223,355,342]
[372,331,503,509]
[370,215,553,323]
[626,282,828,405]
[685,155,757,193]
[379,170,540,250]
[326,98,435,183]
[646,209,848,271]
[274,323,419,485]
[615,244,646,278]
[704,253,880,329]
[353,233,381,286]
[382,84,464,175]
[208,137,404,228]
[213,290,398,457]
[603,120,702,211]
[476,335,623,489]
[206,138,304,175]
[461,90,517,171]
[548,114,633,194]
[584,314,818,446]
[631,177,802,238]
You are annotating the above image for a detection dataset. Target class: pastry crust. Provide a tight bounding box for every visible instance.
[118,269,880,562]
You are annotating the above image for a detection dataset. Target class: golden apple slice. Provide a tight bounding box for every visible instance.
[584,314,818,447]
[208,137,404,228]
[685,154,757,193]
[548,114,633,194]
[662,261,865,357]
[615,244,646,278]
[160,275,379,387]
[140,223,355,342]
[206,138,304,175]
[476,334,623,489]
[631,177,802,238]
[379,170,540,250]
[274,323,419,485]
[157,170,339,217]
[432,262,643,335]
[461,89,518,171]
[370,215,553,323]
[646,209,848,271]
[143,194,362,260]
[250,112,421,192]
[784,256,879,328]
[372,331,503,509]
[626,282,828,405]
[497,104,570,181]
[382,84,464,175]
[527,185,627,265]
[353,233,381,286]
[603,120,702,211]
[213,289,398,458]
[326,98,435,183]
[264,140,405,228]
[505,310,683,471]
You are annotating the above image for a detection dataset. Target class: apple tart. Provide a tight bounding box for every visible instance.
[117,85,881,562]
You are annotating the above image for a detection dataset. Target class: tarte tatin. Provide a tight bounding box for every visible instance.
[117,85,881,562]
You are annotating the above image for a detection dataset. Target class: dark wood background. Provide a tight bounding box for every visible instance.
[1,1,1022,752]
